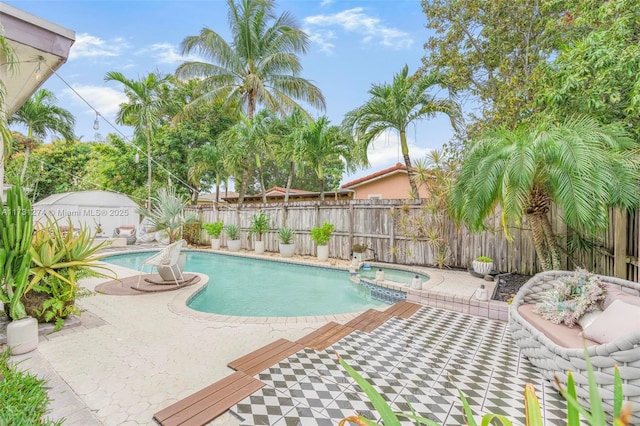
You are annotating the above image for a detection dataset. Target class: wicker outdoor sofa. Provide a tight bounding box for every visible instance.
[509,271,640,422]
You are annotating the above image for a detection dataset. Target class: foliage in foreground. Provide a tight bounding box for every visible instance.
[337,348,632,425]
[0,350,63,425]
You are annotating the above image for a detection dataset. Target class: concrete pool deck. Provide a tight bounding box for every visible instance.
[3,248,506,425]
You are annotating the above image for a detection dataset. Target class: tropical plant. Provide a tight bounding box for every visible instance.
[105,71,171,209]
[0,184,33,320]
[277,227,294,244]
[248,211,270,242]
[301,116,356,200]
[28,217,113,327]
[0,350,62,426]
[176,0,325,121]
[343,65,462,196]
[202,221,224,238]
[450,115,640,271]
[337,346,633,425]
[271,108,310,203]
[137,187,198,243]
[10,88,75,182]
[310,222,334,246]
[224,224,240,240]
[0,32,18,192]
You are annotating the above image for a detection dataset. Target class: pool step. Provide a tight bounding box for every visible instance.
[227,338,304,376]
[296,322,355,350]
[153,371,264,426]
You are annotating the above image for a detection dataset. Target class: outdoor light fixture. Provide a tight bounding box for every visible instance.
[34,62,41,81]
[93,113,99,130]
[134,152,140,163]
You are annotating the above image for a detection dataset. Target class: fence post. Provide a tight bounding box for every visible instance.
[614,207,628,279]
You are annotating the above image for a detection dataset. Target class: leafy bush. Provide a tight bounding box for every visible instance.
[137,187,198,243]
[475,256,493,263]
[202,221,224,238]
[0,349,62,425]
[352,243,368,253]
[310,222,334,246]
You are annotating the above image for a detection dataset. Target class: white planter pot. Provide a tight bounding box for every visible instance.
[254,240,265,255]
[7,316,38,355]
[317,245,329,262]
[157,253,186,281]
[227,239,241,252]
[211,238,221,250]
[279,243,295,258]
[353,252,366,262]
[472,260,493,275]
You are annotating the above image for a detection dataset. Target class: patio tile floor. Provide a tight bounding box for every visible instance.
[230,306,566,425]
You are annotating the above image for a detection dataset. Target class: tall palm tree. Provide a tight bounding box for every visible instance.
[0,33,17,191]
[175,0,325,120]
[450,116,640,271]
[343,65,462,196]
[218,114,258,204]
[104,71,170,209]
[301,116,356,201]
[10,89,75,182]
[271,108,310,203]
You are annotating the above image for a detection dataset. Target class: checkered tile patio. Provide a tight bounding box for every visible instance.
[230,306,567,425]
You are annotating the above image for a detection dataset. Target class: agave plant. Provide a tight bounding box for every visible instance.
[137,187,198,243]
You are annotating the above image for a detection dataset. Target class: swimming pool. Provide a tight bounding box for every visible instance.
[103,251,387,317]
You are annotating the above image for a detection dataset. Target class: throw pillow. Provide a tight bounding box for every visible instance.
[603,284,640,310]
[582,299,640,344]
[577,309,602,329]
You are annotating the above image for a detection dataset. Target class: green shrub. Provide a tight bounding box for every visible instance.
[475,256,493,263]
[224,224,240,240]
[248,212,270,242]
[0,349,63,425]
[202,221,224,238]
[310,222,334,246]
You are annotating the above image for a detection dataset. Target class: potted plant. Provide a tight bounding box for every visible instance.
[0,185,37,355]
[352,243,368,264]
[310,221,334,262]
[137,187,198,244]
[277,227,295,258]
[472,256,494,275]
[248,212,270,255]
[202,221,224,250]
[225,224,241,252]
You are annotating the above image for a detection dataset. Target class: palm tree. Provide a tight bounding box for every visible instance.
[450,115,640,271]
[175,0,325,120]
[301,117,356,201]
[104,71,170,209]
[271,108,310,203]
[0,34,17,191]
[343,65,462,197]
[218,114,257,204]
[10,89,75,182]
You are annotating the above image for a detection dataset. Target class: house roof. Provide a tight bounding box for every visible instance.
[261,186,313,196]
[341,163,407,189]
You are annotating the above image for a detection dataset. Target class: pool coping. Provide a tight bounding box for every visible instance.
[100,248,509,323]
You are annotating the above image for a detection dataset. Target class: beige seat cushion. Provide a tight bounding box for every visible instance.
[517,304,598,348]
[603,284,640,310]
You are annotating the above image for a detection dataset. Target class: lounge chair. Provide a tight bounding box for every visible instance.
[114,225,137,245]
[136,239,187,288]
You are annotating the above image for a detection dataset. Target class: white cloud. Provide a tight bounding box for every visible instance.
[138,42,204,65]
[305,29,336,54]
[320,0,333,6]
[363,129,431,171]
[62,84,128,119]
[304,8,413,53]
[69,33,129,60]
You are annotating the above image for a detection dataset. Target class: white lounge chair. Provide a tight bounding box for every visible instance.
[136,239,187,288]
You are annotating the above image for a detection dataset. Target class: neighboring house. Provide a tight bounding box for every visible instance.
[341,163,429,200]
[200,186,353,205]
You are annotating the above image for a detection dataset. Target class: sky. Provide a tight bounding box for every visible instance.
[7,0,456,187]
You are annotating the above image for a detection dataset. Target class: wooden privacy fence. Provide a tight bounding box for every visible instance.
[186,200,640,281]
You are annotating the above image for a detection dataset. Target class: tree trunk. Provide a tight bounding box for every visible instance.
[399,130,418,197]
[527,213,553,271]
[284,161,294,203]
[19,146,31,182]
[146,128,152,210]
[318,170,325,201]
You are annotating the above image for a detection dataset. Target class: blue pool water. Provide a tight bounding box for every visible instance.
[102,251,387,317]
